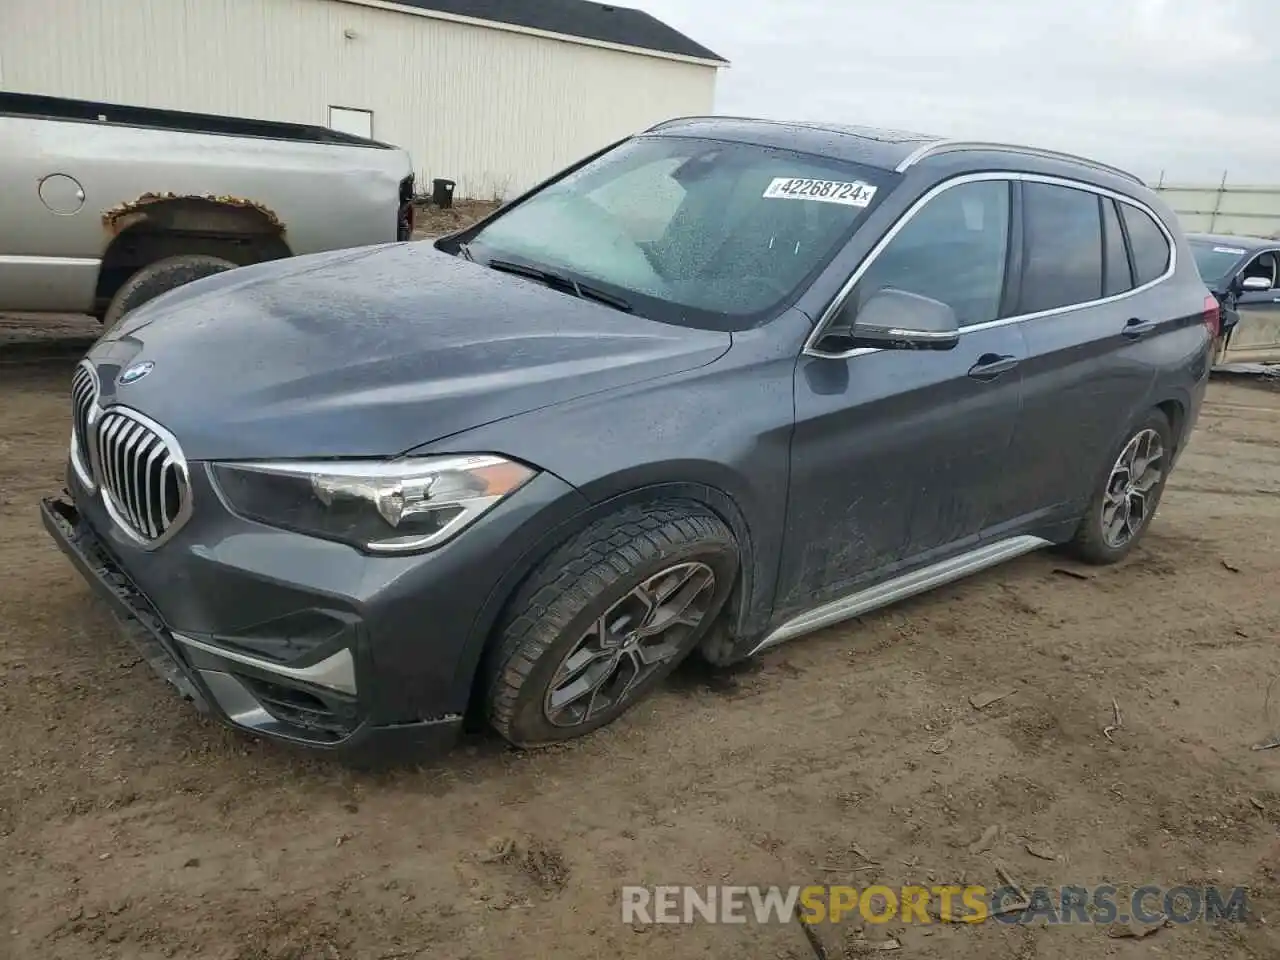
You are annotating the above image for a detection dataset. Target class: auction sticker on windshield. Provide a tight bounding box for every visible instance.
[763,177,877,207]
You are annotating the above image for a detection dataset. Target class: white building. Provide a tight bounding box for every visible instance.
[0,0,725,198]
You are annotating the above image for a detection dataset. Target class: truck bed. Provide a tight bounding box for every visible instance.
[0,91,392,150]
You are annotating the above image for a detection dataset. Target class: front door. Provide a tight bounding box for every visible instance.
[1217,250,1280,364]
[775,177,1024,618]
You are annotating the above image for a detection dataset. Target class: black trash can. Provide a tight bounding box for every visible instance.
[432,178,455,209]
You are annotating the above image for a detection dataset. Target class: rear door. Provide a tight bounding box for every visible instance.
[777,177,1026,616]
[997,181,1171,529]
[1216,249,1280,364]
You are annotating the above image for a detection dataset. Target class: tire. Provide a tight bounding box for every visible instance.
[485,501,738,747]
[1065,409,1173,565]
[101,254,238,336]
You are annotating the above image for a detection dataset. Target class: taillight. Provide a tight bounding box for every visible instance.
[1203,294,1221,338]
[397,174,415,241]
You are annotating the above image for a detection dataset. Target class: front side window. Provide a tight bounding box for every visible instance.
[1019,182,1103,314]
[1120,204,1172,286]
[460,136,895,331]
[850,179,1011,327]
[1239,251,1279,290]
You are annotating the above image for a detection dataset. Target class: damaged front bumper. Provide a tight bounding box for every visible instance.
[40,496,462,759]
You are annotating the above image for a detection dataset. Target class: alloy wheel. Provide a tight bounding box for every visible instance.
[1101,428,1165,549]
[543,561,717,727]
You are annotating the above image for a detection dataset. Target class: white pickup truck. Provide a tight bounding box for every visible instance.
[0,92,416,331]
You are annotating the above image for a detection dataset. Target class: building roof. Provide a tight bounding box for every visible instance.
[377,0,727,63]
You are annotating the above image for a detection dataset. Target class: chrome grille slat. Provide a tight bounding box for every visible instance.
[120,423,145,531]
[108,417,127,499]
[141,439,165,538]
[128,426,151,530]
[113,421,135,524]
[98,415,120,496]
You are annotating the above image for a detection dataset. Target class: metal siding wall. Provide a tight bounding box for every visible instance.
[1154,184,1280,239]
[0,0,718,198]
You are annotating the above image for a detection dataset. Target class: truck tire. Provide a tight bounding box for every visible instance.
[485,501,738,747]
[1066,409,1173,565]
[101,254,237,336]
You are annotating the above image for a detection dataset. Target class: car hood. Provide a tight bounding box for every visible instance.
[88,244,731,460]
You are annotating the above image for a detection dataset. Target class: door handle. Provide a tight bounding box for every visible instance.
[1122,317,1157,339]
[967,353,1019,381]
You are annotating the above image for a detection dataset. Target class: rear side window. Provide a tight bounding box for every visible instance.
[1120,204,1172,285]
[1101,198,1134,296]
[852,179,1010,327]
[1019,182,1103,314]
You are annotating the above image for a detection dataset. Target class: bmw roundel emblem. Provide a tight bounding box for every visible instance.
[118,360,155,385]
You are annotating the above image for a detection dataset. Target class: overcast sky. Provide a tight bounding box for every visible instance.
[639,0,1280,184]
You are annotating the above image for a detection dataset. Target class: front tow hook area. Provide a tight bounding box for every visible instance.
[40,496,210,710]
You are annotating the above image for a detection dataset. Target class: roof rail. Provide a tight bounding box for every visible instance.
[895,140,1143,184]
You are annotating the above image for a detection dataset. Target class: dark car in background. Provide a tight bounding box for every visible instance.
[1188,232,1280,365]
[42,118,1216,757]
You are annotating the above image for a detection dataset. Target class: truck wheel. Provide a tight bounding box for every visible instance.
[1066,409,1173,565]
[101,255,237,336]
[486,502,738,747]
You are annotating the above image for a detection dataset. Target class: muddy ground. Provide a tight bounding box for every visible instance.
[2,314,1280,959]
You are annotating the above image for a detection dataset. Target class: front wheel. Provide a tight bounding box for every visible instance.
[1066,409,1173,565]
[485,502,738,747]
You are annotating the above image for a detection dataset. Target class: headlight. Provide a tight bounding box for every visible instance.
[210,455,536,553]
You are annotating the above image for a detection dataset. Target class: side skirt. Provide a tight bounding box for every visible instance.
[747,535,1052,656]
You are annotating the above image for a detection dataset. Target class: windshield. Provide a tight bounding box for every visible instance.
[1189,239,1248,284]
[459,136,895,330]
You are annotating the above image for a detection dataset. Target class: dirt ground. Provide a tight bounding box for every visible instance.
[412,199,500,240]
[2,314,1280,960]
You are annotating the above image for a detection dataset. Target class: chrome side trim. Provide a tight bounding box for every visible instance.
[804,171,1179,361]
[894,140,1142,184]
[892,138,954,173]
[881,327,956,341]
[174,633,357,695]
[748,535,1051,656]
[0,254,101,267]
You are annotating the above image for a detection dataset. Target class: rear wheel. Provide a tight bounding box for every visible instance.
[485,502,737,747]
[1066,410,1172,565]
[100,254,237,336]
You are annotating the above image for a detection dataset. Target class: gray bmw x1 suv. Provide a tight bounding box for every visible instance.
[42,118,1217,757]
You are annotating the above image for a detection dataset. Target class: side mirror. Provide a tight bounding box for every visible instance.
[832,287,960,351]
[1240,275,1271,292]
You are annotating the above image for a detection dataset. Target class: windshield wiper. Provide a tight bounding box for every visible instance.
[456,241,476,262]
[485,258,633,313]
